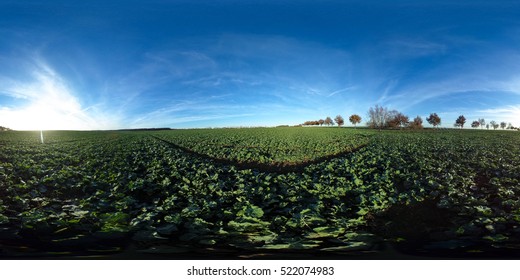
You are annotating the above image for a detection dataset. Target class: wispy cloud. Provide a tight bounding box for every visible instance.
[384,39,447,58]
[324,86,357,97]
[476,105,520,126]
[109,34,357,125]
[371,36,520,102]
[432,105,520,128]
[383,75,520,112]
[128,101,258,128]
[2,30,518,129]
[500,76,520,95]
[1,34,354,130]
[376,79,399,104]
[0,58,121,130]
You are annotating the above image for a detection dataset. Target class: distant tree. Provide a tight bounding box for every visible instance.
[507,123,513,129]
[471,120,480,128]
[500,121,507,129]
[387,111,409,129]
[349,114,362,127]
[490,120,498,130]
[303,120,320,126]
[367,105,390,129]
[324,116,333,126]
[486,124,490,130]
[455,115,466,129]
[396,113,410,127]
[408,115,423,129]
[334,115,345,127]
[318,119,325,126]
[0,126,11,131]
[478,118,485,129]
[426,113,441,128]
[387,111,398,128]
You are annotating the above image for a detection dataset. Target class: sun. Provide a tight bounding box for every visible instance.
[4,104,59,130]
[0,62,103,131]
[4,102,76,131]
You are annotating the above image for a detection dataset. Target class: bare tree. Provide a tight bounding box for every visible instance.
[349,114,362,127]
[367,105,389,129]
[478,118,485,129]
[490,120,498,130]
[426,113,441,128]
[500,122,507,129]
[471,120,480,128]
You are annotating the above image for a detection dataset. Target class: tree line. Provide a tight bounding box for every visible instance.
[302,114,362,127]
[302,105,518,130]
[449,115,516,130]
[366,105,424,129]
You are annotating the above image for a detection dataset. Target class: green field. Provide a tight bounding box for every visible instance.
[1,128,519,258]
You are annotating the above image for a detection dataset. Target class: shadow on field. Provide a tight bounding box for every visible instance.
[365,198,520,259]
[2,197,520,259]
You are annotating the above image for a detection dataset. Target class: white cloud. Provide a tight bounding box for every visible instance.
[500,76,520,95]
[476,105,520,126]
[0,60,121,130]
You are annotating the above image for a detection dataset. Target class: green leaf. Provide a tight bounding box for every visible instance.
[483,234,508,242]
[156,224,178,235]
[199,239,217,245]
[245,205,264,218]
[0,214,9,225]
[356,208,369,216]
[228,220,269,232]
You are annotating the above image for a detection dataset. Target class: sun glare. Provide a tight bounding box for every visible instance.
[0,63,120,131]
[1,96,121,131]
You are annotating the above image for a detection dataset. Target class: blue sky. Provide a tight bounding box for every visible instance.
[1,0,519,130]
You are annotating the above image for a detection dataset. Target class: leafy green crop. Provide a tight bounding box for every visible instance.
[0,128,519,258]
[151,127,371,166]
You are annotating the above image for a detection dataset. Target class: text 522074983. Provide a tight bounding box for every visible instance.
[280,266,334,276]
